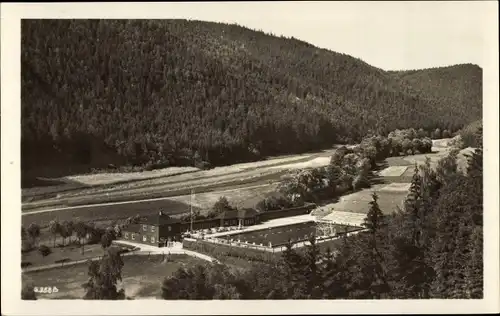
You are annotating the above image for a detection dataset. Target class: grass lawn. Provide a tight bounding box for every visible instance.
[324,185,408,216]
[375,191,408,214]
[22,242,107,268]
[22,254,206,299]
[316,238,345,253]
[385,156,413,167]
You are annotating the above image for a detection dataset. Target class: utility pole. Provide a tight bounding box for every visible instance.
[190,188,195,232]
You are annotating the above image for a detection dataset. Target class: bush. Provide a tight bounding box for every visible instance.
[87,226,105,245]
[432,128,442,139]
[411,138,423,153]
[101,228,117,248]
[448,135,465,149]
[256,194,302,212]
[195,160,212,170]
[421,137,433,153]
[21,261,32,268]
[38,245,51,257]
[22,239,35,253]
[21,284,37,300]
[459,120,482,148]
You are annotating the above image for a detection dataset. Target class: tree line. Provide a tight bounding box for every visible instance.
[21,218,129,262]
[21,20,482,182]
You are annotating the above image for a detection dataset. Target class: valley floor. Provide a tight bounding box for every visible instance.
[22,139,472,229]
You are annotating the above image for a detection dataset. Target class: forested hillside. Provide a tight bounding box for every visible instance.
[21,20,482,180]
[390,64,482,124]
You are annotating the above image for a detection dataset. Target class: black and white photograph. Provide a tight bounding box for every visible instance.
[1,1,499,315]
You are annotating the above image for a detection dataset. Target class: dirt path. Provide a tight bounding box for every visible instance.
[23,246,217,273]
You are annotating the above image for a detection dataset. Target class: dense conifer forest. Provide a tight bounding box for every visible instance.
[21,20,482,181]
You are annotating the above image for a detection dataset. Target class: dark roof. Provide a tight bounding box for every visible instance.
[140,211,181,226]
[216,208,258,220]
[123,223,141,232]
[239,208,259,218]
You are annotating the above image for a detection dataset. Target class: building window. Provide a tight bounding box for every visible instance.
[124,232,129,239]
[151,226,155,232]
[131,233,135,240]
[151,236,155,243]
[143,225,148,231]
[143,235,147,242]
[168,226,172,232]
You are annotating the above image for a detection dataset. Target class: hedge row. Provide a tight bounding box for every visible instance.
[183,239,279,263]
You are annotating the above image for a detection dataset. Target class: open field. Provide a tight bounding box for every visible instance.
[167,183,280,211]
[269,156,331,170]
[22,199,195,227]
[22,254,205,299]
[64,166,200,186]
[22,167,292,211]
[22,183,277,227]
[22,150,331,203]
[22,167,200,200]
[320,185,408,216]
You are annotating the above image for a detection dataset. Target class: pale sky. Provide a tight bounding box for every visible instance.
[3,1,497,71]
[149,1,493,71]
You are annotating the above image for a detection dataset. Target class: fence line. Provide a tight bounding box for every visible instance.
[22,248,160,273]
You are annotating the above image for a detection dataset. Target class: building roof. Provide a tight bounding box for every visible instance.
[139,211,181,226]
[217,208,258,220]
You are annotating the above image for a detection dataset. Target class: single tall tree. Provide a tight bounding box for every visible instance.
[27,223,41,247]
[49,220,61,248]
[361,193,391,297]
[404,164,424,246]
[363,193,384,235]
[304,235,321,298]
[82,247,125,300]
[74,221,88,254]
